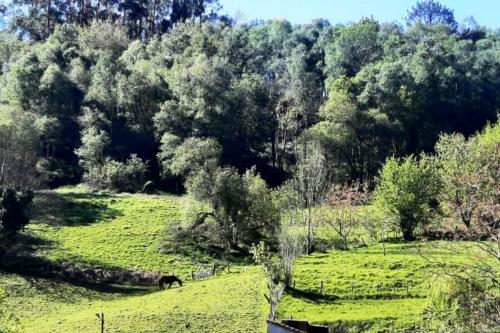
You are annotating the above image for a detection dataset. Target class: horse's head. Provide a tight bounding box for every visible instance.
[178,278,183,287]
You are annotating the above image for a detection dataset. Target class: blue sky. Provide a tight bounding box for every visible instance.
[219,0,500,28]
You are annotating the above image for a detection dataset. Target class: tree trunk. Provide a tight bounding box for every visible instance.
[343,235,349,250]
[400,219,416,241]
[460,210,472,228]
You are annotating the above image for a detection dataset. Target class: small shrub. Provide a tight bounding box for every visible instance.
[83,154,147,193]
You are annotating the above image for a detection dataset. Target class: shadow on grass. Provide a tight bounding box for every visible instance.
[31,191,121,226]
[25,273,152,300]
[286,287,340,304]
[285,286,423,304]
[10,232,56,253]
[0,254,152,299]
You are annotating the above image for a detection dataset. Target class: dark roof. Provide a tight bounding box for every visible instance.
[267,320,307,333]
[267,320,329,333]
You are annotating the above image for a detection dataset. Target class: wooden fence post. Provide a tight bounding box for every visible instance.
[320,281,323,294]
[96,313,104,333]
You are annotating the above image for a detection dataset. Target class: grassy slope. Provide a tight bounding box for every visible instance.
[28,189,196,277]
[277,242,471,332]
[0,188,478,333]
[1,189,267,333]
[2,270,265,333]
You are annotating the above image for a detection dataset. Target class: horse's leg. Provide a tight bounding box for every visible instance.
[168,282,172,289]
[159,281,163,290]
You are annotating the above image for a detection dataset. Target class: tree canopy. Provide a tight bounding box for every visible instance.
[0,1,497,193]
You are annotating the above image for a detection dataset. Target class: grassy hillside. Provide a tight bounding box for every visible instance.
[1,188,267,333]
[26,188,209,279]
[0,188,482,333]
[277,242,472,332]
[1,269,266,333]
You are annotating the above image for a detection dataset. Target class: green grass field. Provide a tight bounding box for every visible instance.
[1,188,267,333]
[27,189,196,277]
[0,189,481,333]
[1,269,266,333]
[277,242,476,332]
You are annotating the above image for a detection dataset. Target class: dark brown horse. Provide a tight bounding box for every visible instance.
[158,275,183,290]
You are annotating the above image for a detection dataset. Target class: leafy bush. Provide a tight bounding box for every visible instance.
[83,154,147,193]
[159,136,221,177]
[374,155,442,240]
[186,166,279,252]
[436,120,499,231]
[0,108,40,189]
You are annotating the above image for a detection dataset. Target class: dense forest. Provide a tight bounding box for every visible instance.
[0,0,498,192]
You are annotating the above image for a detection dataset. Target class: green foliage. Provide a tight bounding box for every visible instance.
[406,0,457,30]
[251,241,285,320]
[79,21,130,58]
[164,137,221,177]
[0,32,25,76]
[7,0,222,40]
[315,75,402,183]
[325,18,382,80]
[436,133,481,228]
[186,166,278,249]
[424,275,500,332]
[0,11,498,190]
[477,120,500,147]
[374,155,442,240]
[436,120,499,229]
[251,242,281,283]
[83,155,147,193]
[0,107,40,188]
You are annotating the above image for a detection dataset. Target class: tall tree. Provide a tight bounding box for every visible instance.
[406,0,457,31]
[7,0,222,40]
